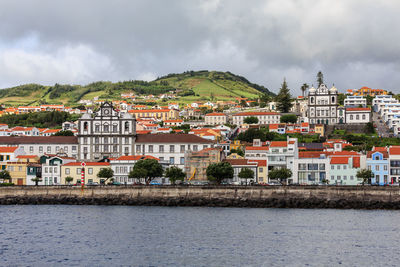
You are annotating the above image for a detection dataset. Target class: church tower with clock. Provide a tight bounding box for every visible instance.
[78,101,136,161]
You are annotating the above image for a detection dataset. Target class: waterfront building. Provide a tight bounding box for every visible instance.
[293,151,330,184]
[6,155,40,185]
[135,133,214,169]
[204,113,228,126]
[388,146,400,184]
[60,162,110,185]
[0,146,25,170]
[78,101,136,161]
[329,154,361,185]
[266,138,298,183]
[223,158,258,184]
[184,147,224,181]
[0,136,78,158]
[110,155,164,184]
[307,84,338,125]
[366,148,389,185]
[40,154,76,185]
[232,112,280,126]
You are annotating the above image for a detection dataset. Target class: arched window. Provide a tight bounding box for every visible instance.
[103,123,109,132]
[332,96,335,103]
[83,122,88,131]
[310,97,314,104]
[125,122,129,131]
[95,124,100,132]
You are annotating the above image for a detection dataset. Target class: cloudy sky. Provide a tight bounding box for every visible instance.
[0,0,399,94]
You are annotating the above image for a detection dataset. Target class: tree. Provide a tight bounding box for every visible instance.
[129,159,164,184]
[275,79,293,113]
[31,176,42,186]
[206,162,234,184]
[280,114,297,124]
[97,168,114,184]
[243,116,259,124]
[65,176,73,185]
[237,128,266,142]
[268,168,292,184]
[230,149,244,157]
[337,93,346,105]
[317,71,324,87]
[165,166,185,185]
[54,130,74,136]
[0,170,11,183]
[300,83,309,97]
[238,168,254,185]
[240,100,247,107]
[364,122,375,134]
[356,169,374,185]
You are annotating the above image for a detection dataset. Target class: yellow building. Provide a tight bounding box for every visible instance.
[128,109,179,120]
[350,87,388,97]
[61,162,111,184]
[6,155,40,185]
[314,124,325,137]
[230,140,244,151]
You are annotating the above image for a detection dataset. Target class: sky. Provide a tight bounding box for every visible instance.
[0,0,399,95]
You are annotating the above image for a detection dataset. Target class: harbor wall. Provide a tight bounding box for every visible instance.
[1,185,400,209]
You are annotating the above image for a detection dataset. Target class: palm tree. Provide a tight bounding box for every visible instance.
[301,83,309,97]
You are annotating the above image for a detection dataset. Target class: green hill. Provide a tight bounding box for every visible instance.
[0,70,274,106]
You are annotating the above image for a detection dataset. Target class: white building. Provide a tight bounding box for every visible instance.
[135,134,214,169]
[205,113,228,125]
[78,101,136,161]
[266,138,298,183]
[344,96,367,107]
[373,95,398,112]
[307,84,338,125]
[0,136,78,158]
[39,154,76,185]
[344,108,371,124]
[232,112,280,126]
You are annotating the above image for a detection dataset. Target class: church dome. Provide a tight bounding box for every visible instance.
[309,86,316,94]
[329,85,338,94]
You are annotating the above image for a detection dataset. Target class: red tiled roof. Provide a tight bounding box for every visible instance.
[389,146,400,155]
[0,147,18,153]
[135,134,214,144]
[270,141,287,147]
[63,162,110,166]
[114,155,159,161]
[205,113,226,116]
[332,151,359,156]
[16,155,38,159]
[245,146,269,151]
[299,151,332,158]
[249,159,267,167]
[346,107,371,111]
[330,157,349,164]
[233,112,279,116]
[353,157,360,168]
[0,136,78,144]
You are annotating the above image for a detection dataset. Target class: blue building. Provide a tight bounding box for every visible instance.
[367,149,389,185]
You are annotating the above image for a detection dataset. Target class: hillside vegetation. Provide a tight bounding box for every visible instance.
[0,70,274,106]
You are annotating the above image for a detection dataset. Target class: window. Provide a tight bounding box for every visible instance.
[18,166,22,171]
[170,145,175,153]
[88,168,93,174]
[331,165,334,170]
[65,168,70,175]
[45,167,48,173]
[149,145,153,153]
[376,165,380,171]
[39,146,43,153]
[159,157,164,161]
[350,115,353,120]
[104,145,109,152]
[350,175,354,180]
[337,175,341,180]
[95,137,99,144]
[104,137,108,144]
[104,124,109,132]
[113,137,117,144]
[72,146,77,152]
[299,164,307,170]
[356,115,359,120]
[56,146,60,153]
[384,165,388,171]
[180,145,185,152]
[54,167,57,174]
[337,165,341,170]
[113,124,118,133]
[83,147,88,153]
[95,145,99,153]
[136,145,141,153]
[362,114,366,120]
[343,175,347,180]
[83,122,88,131]
[29,146,34,153]
[180,157,185,164]
[319,164,325,170]
[95,124,100,132]
[343,165,347,170]
[259,168,263,173]
[170,157,175,164]
[331,175,334,180]
[64,146,68,153]
[193,145,198,152]
[76,168,81,174]
[159,145,164,153]
[124,147,129,153]
[125,122,129,131]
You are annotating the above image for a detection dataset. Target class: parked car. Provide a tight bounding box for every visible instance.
[266,181,282,186]
[149,181,161,185]
[109,181,122,186]
[86,182,99,186]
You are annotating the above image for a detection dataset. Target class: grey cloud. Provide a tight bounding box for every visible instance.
[0,0,400,94]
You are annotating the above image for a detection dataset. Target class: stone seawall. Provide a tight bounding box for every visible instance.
[1,186,400,209]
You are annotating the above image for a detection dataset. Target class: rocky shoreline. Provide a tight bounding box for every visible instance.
[1,195,400,209]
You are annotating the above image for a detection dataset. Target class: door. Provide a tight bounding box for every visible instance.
[17,179,23,185]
